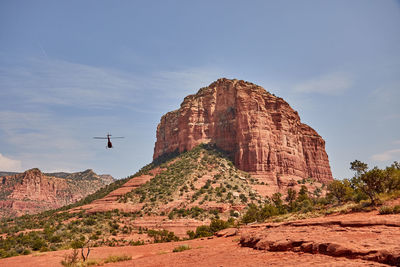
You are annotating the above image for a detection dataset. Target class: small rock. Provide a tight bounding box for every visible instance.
[215,228,238,237]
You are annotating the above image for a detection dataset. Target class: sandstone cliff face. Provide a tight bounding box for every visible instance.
[154,78,333,186]
[0,168,114,218]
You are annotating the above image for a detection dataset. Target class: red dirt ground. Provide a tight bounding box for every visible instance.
[1,208,399,267]
[0,236,386,267]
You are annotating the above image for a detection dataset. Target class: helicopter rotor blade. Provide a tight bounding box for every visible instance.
[110,137,124,139]
[93,137,108,139]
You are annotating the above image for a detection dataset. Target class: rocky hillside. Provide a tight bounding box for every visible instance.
[0,168,114,218]
[71,144,326,221]
[154,78,333,191]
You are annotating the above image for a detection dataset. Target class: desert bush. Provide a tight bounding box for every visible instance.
[286,188,297,205]
[327,180,353,204]
[241,203,281,224]
[209,219,230,233]
[186,230,196,239]
[241,204,259,224]
[187,219,232,239]
[193,225,213,238]
[147,229,179,243]
[349,160,400,205]
[173,244,191,252]
[357,167,386,205]
[31,238,46,251]
[379,205,400,215]
[239,193,248,203]
[61,249,79,267]
[83,218,96,226]
[352,188,369,203]
[168,206,205,219]
[259,204,280,219]
[379,206,394,214]
[129,240,144,246]
[70,240,84,249]
[298,199,314,213]
[394,205,400,214]
[104,254,132,263]
[384,162,400,191]
[230,210,239,217]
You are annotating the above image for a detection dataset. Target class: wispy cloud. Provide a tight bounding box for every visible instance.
[370,82,400,104]
[0,58,143,109]
[371,148,400,162]
[0,153,22,172]
[0,56,228,175]
[0,57,227,112]
[368,81,400,121]
[294,72,353,95]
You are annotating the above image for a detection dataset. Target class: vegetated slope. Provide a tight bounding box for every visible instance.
[74,145,267,215]
[0,168,114,218]
[122,144,265,217]
[71,144,325,218]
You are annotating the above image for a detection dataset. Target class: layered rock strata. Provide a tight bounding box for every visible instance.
[0,168,114,217]
[240,213,400,266]
[154,78,332,185]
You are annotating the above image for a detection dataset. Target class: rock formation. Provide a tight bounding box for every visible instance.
[154,78,333,187]
[0,168,114,218]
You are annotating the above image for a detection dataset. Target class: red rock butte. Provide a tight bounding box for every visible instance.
[154,78,333,185]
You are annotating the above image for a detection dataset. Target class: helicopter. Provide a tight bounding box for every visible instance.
[93,134,124,148]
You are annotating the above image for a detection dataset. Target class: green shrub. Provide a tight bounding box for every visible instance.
[327,180,353,204]
[230,210,239,218]
[104,254,132,263]
[186,230,196,239]
[61,249,79,267]
[70,240,84,249]
[186,217,233,239]
[194,225,213,238]
[241,203,281,224]
[173,244,191,252]
[379,206,394,215]
[260,204,280,218]
[147,229,179,243]
[50,235,62,243]
[352,189,369,203]
[394,205,400,214]
[129,240,144,246]
[298,199,314,213]
[31,238,46,251]
[84,218,96,226]
[209,219,230,233]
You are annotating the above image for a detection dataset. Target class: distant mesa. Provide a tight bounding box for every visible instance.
[0,168,115,218]
[154,78,333,191]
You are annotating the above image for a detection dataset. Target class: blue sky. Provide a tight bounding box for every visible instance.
[0,0,399,179]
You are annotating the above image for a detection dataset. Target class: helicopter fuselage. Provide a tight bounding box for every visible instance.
[107,136,113,148]
[94,134,123,149]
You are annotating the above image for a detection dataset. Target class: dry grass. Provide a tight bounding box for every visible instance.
[172,244,191,253]
[104,254,132,263]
